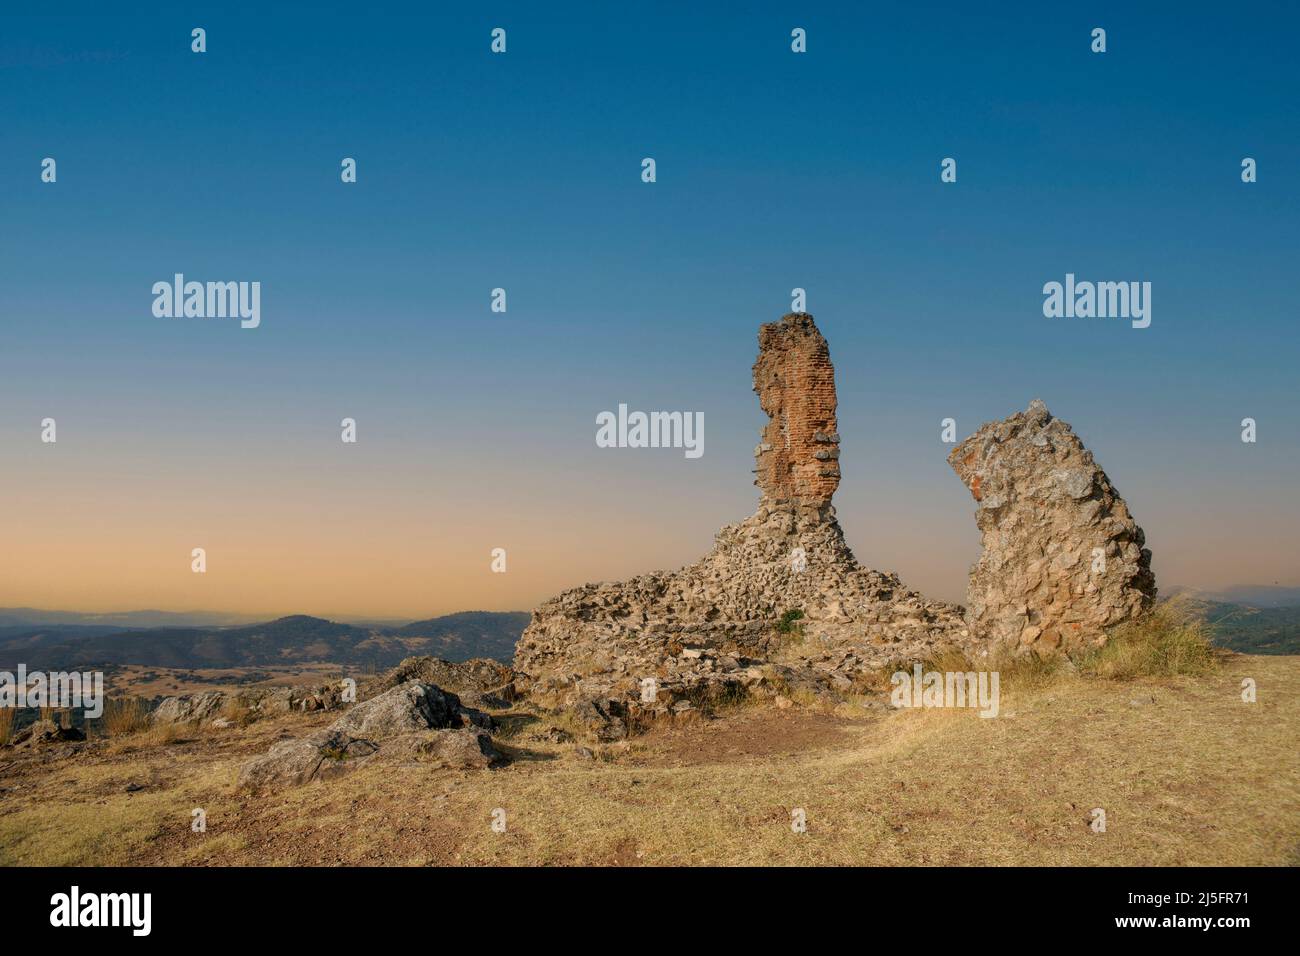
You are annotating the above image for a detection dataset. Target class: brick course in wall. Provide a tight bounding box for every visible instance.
[752,313,840,512]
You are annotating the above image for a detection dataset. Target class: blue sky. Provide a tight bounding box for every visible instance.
[1,3,1296,616]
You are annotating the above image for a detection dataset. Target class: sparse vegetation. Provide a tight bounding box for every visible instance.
[100,697,152,737]
[910,602,1219,698]
[775,609,805,642]
[0,650,1294,866]
[103,719,182,755]
[218,696,258,728]
[1079,602,1219,680]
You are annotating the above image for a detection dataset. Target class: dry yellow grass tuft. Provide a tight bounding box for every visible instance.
[38,706,72,728]
[218,696,257,728]
[1079,600,1219,680]
[917,599,1219,698]
[102,718,183,755]
[100,697,152,737]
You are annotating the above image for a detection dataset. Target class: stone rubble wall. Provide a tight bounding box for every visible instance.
[514,317,1158,722]
[514,312,970,713]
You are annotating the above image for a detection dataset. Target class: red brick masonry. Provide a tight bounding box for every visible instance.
[752,313,841,511]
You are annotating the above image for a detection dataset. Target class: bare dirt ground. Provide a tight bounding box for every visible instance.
[1,653,1297,867]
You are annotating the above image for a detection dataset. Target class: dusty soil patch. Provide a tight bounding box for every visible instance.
[629,708,862,768]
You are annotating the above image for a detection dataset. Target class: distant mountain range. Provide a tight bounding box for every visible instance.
[1,584,1295,673]
[1197,585,1300,608]
[1151,588,1299,655]
[0,607,257,629]
[0,610,531,670]
[1180,601,1300,656]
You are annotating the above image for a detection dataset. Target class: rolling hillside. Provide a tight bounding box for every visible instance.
[0,611,530,670]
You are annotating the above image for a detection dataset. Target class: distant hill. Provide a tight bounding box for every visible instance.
[1199,602,1300,655]
[0,611,531,670]
[384,611,530,662]
[2,591,1291,671]
[1158,589,1300,655]
[0,607,255,629]
[1210,586,1300,608]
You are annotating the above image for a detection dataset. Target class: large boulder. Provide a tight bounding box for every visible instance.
[380,727,503,770]
[237,681,502,791]
[329,681,495,736]
[366,657,517,709]
[949,399,1156,654]
[151,691,226,725]
[236,730,379,792]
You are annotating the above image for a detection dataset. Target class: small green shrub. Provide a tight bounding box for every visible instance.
[775,609,805,637]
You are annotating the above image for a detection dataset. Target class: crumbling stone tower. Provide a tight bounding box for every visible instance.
[513,312,967,712]
[753,313,841,517]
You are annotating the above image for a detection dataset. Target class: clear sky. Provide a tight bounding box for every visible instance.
[2,2,1297,620]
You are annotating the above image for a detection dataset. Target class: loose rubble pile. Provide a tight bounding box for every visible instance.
[515,314,970,728]
[5,718,85,749]
[512,312,1158,737]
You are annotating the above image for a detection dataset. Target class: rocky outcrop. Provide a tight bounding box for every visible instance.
[151,691,226,725]
[6,718,85,749]
[514,313,970,717]
[949,399,1155,655]
[237,681,502,792]
[236,730,380,792]
[365,656,517,709]
[151,680,353,726]
[328,680,495,737]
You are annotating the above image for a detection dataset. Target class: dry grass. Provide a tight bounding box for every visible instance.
[0,755,233,866]
[1079,601,1219,680]
[0,653,1294,867]
[101,719,183,755]
[432,654,1300,866]
[100,697,152,737]
[38,706,72,729]
[914,601,1219,702]
[218,696,258,728]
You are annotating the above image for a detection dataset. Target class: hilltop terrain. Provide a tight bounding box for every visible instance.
[1,649,1294,866]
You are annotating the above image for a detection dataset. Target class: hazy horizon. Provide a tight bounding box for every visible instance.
[6,579,1300,629]
[3,6,1297,619]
